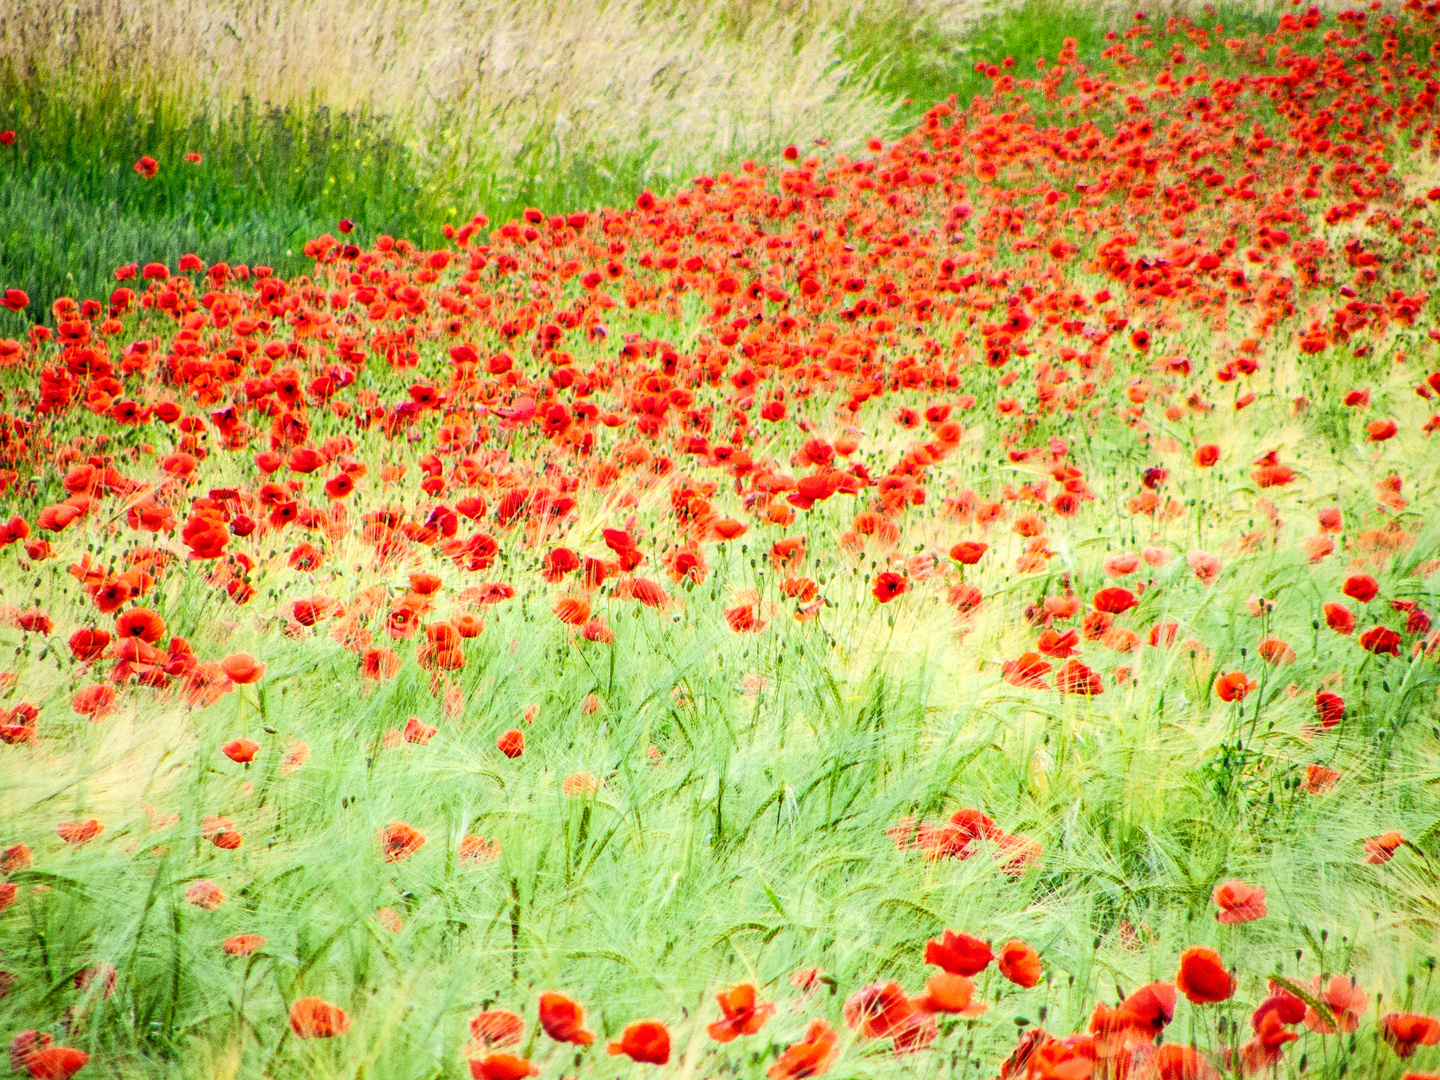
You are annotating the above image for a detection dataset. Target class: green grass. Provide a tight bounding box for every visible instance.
[833,0,1288,131]
[0,89,444,324]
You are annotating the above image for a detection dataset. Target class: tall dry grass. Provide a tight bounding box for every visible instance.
[1,0,923,198]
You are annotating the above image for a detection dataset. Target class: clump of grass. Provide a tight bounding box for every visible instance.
[0,93,447,317]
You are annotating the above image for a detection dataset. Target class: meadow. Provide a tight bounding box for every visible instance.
[2,0,1440,1078]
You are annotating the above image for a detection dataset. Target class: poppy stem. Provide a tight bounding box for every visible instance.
[509,875,522,983]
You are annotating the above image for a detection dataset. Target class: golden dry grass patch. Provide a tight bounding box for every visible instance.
[0,699,197,830]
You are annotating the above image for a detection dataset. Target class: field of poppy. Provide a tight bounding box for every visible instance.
[3,1,1440,1078]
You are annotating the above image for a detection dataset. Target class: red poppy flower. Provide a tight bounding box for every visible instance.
[360,648,401,680]
[1003,652,1052,689]
[1365,830,1405,864]
[185,880,225,909]
[997,939,1042,987]
[1212,879,1266,923]
[707,983,775,1042]
[1342,574,1379,603]
[290,997,350,1038]
[1314,691,1344,729]
[1175,946,1235,1003]
[56,819,102,846]
[925,929,993,976]
[469,1054,538,1080]
[950,541,988,564]
[379,821,426,862]
[1256,637,1294,666]
[1251,990,1305,1035]
[607,1020,671,1065]
[71,684,115,719]
[1383,1013,1440,1058]
[460,834,501,863]
[36,504,81,532]
[553,597,591,625]
[1092,587,1137,615]
[538,992,595,1046]
[2,843,32,874]
[471,1009,524,1047]
[1213,671,1256,703]
[496,728,525,758]
[844,982,936,1051]
[1117,982,1177,1033]
[223,934,265,956]
[115,607,166,643]
[24,1047,89,1080]
[1036,628,1079,658]
[767,1018,838,1080]
[0,515,29,546]
[619,577,668,607]
[1028,1034,1100,1079]
[133,155,158,177]
[1056,659,1104,695]
[325,472,355,499]
[914,972,987,1016]
[1151,1043,1218,1080]
[871,571,908,602]
[1305,975,1366,1033]
[401,573,438,597]
[220,653,266,684]
[208,820,242,849]
[1323,603,1356,635]
[1359,626,1402,656]
[223,743,263,766]
[68,628,110,661]
[951,807,1002,842]
[1303,764,1341,794]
